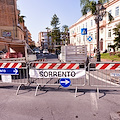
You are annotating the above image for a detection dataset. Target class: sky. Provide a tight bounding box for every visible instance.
[17,0,82,43]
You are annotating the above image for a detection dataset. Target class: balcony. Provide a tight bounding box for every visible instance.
[100,20,106,28]
[72,33,76,37]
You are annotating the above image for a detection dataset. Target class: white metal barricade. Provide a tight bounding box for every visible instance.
[0,61,29,95]
[88,62,120,98]
[29,62,86,96]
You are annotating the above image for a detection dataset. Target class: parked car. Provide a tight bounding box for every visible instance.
[34,50,40,54]
[0,51,6,59]
[58,53,62,61]
[43,49,49,54]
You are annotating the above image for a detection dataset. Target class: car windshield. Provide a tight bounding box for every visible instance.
[0,51,4,54]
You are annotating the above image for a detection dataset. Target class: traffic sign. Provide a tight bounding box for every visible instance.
[87,36,93,42]
[0,68,19,75]
[60,78,71,87]
[110,73,120,77]
[81,28,87,35]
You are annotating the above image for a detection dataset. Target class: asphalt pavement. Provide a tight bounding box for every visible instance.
[0,85,120,120]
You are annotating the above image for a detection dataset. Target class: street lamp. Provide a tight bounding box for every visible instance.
[94,0,106,62]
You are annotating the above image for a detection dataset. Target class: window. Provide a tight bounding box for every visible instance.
[108,10,112,20]
[89,32,93,36]
[109,10,112,15]
[74,28,76,32]
[21,35,22,39]
[77,27,78,33]
[79,26,80,32]
[83,35,85,42]
[79,36,81,43]
[72,30,74,34]
[77,37,79,42]
[108,29,111,37]
[91,20,93,27]
[108,43,111,51]
[95,33,97,39]
[115,6,119,16]
[101,28,103,34]
[86,22,87,28]
[83,24,84,28]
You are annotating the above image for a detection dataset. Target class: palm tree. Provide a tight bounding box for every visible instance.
[80,0,114,23]
[80,0,109,15]
[61,25,69,45]
[18,15,26,23]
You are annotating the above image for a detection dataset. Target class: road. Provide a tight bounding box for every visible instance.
[36,53,58,60]
[0,84,120,120]
[0,54,120,120]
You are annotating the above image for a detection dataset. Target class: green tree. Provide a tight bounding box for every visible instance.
[108,22,120,52]
[51,14,60,28]
[113,22,120,50]
[50,14,61,50]
[61,25,69,45]
[18,13,26,23]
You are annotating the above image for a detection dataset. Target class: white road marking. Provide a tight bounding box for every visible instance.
[90,92,98,113]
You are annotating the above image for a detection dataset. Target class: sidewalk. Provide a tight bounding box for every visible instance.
[90,57,120,63]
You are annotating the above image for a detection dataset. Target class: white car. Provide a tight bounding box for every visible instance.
[43,49,49,54]
[58,53,62,61]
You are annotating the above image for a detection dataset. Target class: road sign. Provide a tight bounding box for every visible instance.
[0,68,19,75]
[87,36,93,42]
[110,73,120,77]
[81,28,87,35]
[60,78,71,87]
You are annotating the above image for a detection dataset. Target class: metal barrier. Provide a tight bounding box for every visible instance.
[88,62,120,98]
[0,61,29,95]
[2,61,120,98]
[88,62,120,87]
[29,62,86,96]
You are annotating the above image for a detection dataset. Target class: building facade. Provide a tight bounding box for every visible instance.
[38,31,70,51]
[0,0,34,47]
[69,0,120,54]
[38,32,52,50]
[0,0,25,40]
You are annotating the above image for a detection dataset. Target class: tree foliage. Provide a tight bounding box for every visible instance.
[61,25,69,45]
[18,14,26,23]
[50,14,61,45]
[80,0,109,15]
[108,22,120,52]
[80,0,113,23]
[113,22,120,49]
[51,14,60,28]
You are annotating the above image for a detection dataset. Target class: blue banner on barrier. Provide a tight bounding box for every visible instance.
[0,68,19,75]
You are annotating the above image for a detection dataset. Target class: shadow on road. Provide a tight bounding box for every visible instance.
[0,84,120,98]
